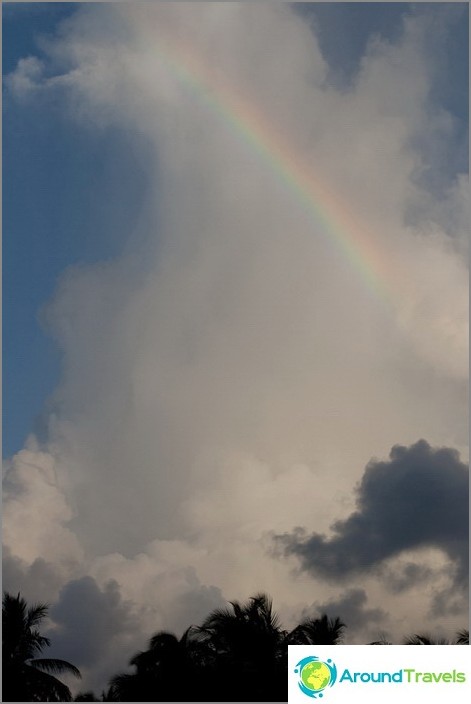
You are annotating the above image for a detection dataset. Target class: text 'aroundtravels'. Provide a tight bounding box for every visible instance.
[338,668,466,684]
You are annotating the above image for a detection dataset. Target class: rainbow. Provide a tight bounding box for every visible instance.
[147,31,394,304]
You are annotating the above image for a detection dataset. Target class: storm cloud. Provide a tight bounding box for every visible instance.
[45,577,143,694]
[305,588,388,635]
[275,440,469,585]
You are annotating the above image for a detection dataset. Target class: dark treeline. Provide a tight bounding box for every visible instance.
[3,591,469,702]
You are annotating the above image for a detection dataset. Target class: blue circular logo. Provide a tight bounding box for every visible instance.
[294,656,337,698]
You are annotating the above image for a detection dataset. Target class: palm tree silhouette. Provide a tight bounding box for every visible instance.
[196,592,287,701]
[109,627,207,701]
[2,592,81,702]
[405,629,470,645]
[287,614,346,645]
[198,593,284,656]
[108,594,351,701]
[6,586,466,700]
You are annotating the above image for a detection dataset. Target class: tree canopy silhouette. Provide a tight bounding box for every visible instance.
[108,627,209,702]
[4,588,468,702]
[287,614,345,645]
[404,630,470,645]
[2,592,81,702]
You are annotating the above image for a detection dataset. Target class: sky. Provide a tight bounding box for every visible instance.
[2,1,469,696]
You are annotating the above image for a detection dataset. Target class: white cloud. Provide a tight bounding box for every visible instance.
[5,55,45,97]
[3,445,83,570]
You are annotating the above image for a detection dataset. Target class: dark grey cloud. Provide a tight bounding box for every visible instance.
[380,561,435,594]
[304,588,387,634]
[274,440,469,587]
[47,577,140,669]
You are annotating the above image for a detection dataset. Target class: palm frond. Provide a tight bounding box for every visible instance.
[24,664,74,702]
[107,671,141,701]
[404,634,450,645]
[456,629,469,645]
[26,603,50,628]
[109,672,137,688]
[297,614,346,644]
[369,640,392,645]
[31,657,82,678]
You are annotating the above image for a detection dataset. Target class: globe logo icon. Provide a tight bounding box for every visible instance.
[294,656,337,699]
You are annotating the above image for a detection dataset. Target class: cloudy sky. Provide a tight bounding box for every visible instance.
[3,1,469,695]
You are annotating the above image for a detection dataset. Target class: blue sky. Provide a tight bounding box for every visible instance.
[2,3,469,693]
[3,2,153,456]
